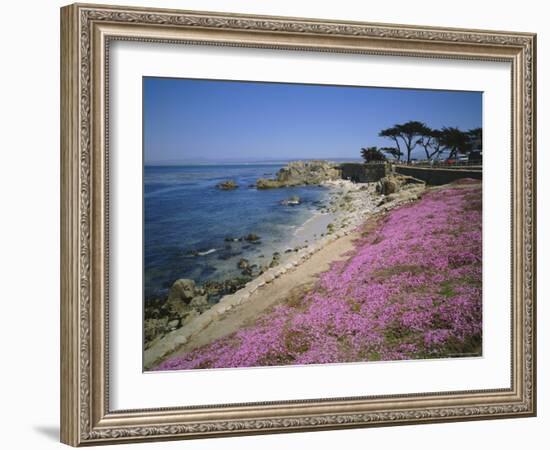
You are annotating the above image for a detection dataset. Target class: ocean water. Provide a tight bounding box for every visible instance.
[144,164,331,300]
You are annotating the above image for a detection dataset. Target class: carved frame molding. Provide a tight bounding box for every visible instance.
[60,3,536,446]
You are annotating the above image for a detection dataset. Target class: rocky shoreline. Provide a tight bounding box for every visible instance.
[154,179,482,370]
[144,172,426,367]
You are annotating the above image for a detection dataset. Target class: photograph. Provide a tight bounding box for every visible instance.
[142,78,484,371]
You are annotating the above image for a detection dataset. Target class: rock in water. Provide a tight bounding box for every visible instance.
[237,258,250,269]
[280,195,301,206]
[269,251,281,268]
[216,180,238,190]
[243,233,260,242]
[168,278,196,303]
[257,160,339,189]
[256,178,285,189]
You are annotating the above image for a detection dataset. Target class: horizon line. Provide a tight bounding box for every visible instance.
[144,157,364,166]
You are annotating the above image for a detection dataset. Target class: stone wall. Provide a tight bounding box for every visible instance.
[339,163,387,183]
[394,165,482,186]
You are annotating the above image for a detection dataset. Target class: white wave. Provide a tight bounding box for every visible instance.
[197,248,218,256]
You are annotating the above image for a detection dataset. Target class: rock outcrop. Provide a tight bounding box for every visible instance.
[167,278,196,303]
[216,180,238,190]
[377,174,425,196]
[144,278,212,348]
[376,174,426,206]
[256,160,340,189]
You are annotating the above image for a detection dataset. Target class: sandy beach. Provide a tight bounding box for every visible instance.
[267,180,379,267]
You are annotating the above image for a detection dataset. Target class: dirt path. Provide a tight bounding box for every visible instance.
[163,230,360,361]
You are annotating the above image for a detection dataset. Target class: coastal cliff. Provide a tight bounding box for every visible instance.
[256,160,340,189]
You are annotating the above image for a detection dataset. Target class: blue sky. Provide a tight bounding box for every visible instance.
[143,77,482,164]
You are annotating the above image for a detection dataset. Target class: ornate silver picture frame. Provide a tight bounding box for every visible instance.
[60,3,536,446]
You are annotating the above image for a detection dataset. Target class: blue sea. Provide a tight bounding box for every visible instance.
[144,164,332,300]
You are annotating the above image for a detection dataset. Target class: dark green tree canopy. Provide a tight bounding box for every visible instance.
[416,126,445,161]
[439,127,473,159]
[370,122,481,164]
[380,146,403,160]
[467,128,483,150]
[361,146,386,163]
[379,120,426,163]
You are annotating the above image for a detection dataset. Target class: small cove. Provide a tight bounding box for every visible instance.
[144,164,334,300]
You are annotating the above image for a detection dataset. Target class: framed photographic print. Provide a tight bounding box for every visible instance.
[60,3,536,446]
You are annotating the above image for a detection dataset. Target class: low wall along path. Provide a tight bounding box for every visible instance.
[394,165,482,185]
